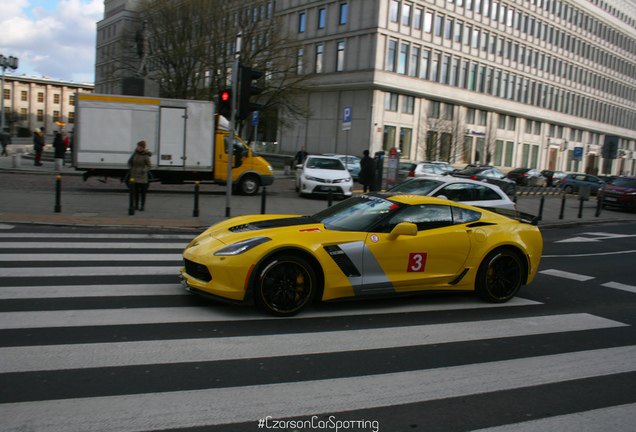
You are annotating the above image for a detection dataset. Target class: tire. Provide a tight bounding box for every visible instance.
[254,254,317,316]
[564,185,574,194]
[476,248,524,303]
[237,175,259,196]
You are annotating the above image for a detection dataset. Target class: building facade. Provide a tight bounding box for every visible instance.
[94,0,636,176]
[2,75,93,135]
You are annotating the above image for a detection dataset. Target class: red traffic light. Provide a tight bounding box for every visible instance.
[221,91,230,102]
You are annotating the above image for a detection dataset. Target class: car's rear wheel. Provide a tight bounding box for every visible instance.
[254,254,317,316]
[476,248,524,303]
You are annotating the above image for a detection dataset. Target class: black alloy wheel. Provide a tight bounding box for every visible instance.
[476,248,524,303]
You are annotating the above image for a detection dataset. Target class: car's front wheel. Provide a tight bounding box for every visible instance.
[254,254,317,316]
[476,248,524,303]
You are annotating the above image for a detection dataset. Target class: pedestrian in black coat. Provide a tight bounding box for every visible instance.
[358,150,375,193]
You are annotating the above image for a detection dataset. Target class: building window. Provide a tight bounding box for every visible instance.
[69,95,75,106]
[400,127,412,157]
[38,92,44,103]
[69,111,75,124]
[403,96,415,114]
[443,103,454,120]
[507,116,516,131]
[387,39,397,72]
[383,126,397,151]
[53,111,60,122]
[421,49,430,80]
[390,1,399,23]
[339,3,347,25]
[336,41,345,71]
[315,44,323,73]
[498,114,506,128]
[429,100,441,118]
[20,108,27,121]
[318,8,326,29]
[21,91,28,101]
[54,94,60,104]
[385,92,398,111]
[414,8,422,30]
[466,108,476,124]
[297,48,304,74]
[424,12,433,33]
[398,43,408,74]
[299,13,306,32]
[3,89,9,100]
[402,3,411,26]
[37,109,44,122]
[410,45,420,77]
[478,110,487,126]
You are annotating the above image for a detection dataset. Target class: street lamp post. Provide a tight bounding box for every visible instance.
[1,54,19,134]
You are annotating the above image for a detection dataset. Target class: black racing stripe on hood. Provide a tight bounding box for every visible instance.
[229,216,318,232]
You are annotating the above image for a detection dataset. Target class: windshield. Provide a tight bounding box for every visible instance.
[612,178,636,188]
[388,178,443,194]
[311,195,401,231]
[306,157,346,170]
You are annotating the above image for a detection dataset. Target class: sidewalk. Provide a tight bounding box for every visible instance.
[1,149,635,230]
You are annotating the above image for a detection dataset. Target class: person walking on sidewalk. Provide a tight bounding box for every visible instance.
[0,128,10,157]
[33,128,45,166]
[358,150,375,193]
[128,140,152,211]
[53,131,66,170]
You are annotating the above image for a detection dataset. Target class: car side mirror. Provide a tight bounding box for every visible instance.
[388,222,418,240]
[296,164,303,170]
[436,195,449,201]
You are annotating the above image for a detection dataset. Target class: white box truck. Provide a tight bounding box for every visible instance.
[74,93,274,195]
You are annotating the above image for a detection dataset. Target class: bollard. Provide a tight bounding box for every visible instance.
[261,187,267,214]
[578,196,584,218]
[54,175,62,213]
[128,179,136,215]
[328,190,333,207]
[193,181,200,217]
[538,195,545,221]
[595,195,603,217]
[559,195,566,219]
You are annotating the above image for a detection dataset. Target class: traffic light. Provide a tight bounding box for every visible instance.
[237,65,264,120]
[218,88,232,118]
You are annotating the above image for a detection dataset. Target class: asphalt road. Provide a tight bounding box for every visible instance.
[0,221,634,431]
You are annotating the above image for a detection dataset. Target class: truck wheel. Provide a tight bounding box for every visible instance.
[238,175,260,196]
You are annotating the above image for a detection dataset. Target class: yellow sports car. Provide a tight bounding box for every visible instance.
[181,194,543,316]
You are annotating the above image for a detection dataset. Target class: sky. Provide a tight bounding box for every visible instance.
[0,0,103,84]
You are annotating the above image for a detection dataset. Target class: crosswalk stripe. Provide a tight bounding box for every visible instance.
[0,233,195,239]
[0,284,186,299]
[539,269,595,281]
[0,265,179,277]
[0,253,182,262]
[1,346,634,432]
[602,281,636,294]
[471,403,636,432]
[0,313,625,373]
[0,297,540,329]
[0,242,186,249]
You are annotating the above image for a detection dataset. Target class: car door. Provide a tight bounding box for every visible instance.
[585,175,603,192]
[361,204,471,294]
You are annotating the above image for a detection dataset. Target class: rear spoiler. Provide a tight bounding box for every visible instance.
[482,207,540,226]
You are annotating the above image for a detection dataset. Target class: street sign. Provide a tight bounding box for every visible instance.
[574,147,583,160]
[342,106,352,130]
[251,111,259,126]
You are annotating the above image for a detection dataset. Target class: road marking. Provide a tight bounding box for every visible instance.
[0,284,186,299]
[0,313,625,373]
[539,269,595,281]
[1,346,634,432]
[0,297,540,329]
[556,232,636,243]
[602,281,636,294]
[543,249,636,258]
[0,253,182,262]
[471,403,636,432]
[0,266,179,277]
[0,242,185,249]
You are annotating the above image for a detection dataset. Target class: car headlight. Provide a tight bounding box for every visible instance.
[305,175,322,182]
[214,237,272,256]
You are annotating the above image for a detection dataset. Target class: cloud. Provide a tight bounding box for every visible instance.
[0,0,102,83]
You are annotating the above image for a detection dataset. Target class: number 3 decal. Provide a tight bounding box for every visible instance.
[407,253,427,273]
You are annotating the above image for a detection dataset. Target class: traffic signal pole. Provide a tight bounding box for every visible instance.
[225,32,242,218]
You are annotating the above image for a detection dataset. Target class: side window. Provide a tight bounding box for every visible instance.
[451,206,482,224]
[436,184,474,201]
[587,176,599,183]
[475,185,502,201]
[384,204,453,232]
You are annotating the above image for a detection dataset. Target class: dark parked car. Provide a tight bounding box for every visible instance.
[559,173,605,195]
[598,176,636,213]
[507,168,547,186]
[452,166,517,196]
[540,170,567,187]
